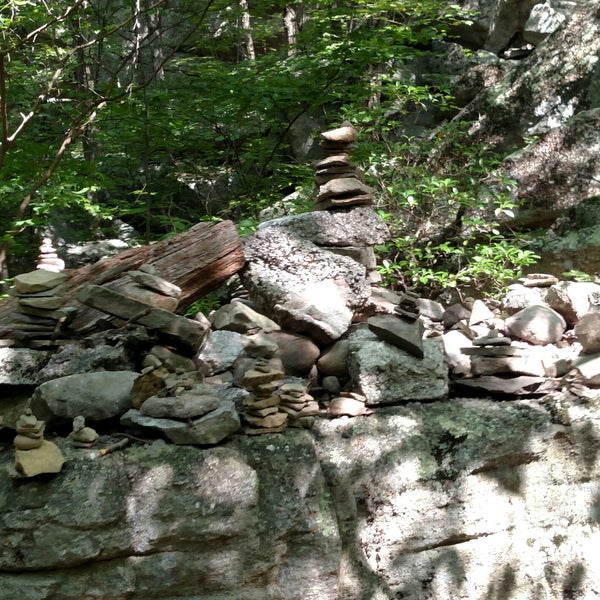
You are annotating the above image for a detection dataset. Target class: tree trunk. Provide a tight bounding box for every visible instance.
[0,220,245,334]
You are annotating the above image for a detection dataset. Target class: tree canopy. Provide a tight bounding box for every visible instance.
[1,1,538,295]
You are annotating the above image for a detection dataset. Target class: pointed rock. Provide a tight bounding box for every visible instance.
[367,314,425,358]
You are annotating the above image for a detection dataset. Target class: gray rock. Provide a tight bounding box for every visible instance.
[575,312,600,354]
[502,284,548,314]
[121,400,240,445]
[367,314,425,358]
[0,347,51,385]
[37,343,135,382]
[77,284,208,353]
[256,206,389,247]
[241,228,370,344]
[195,329,246,375]
[505,305,566,345]
[268,330,321,376]
[348,329,448,403]
[545,281,600,327]
[30,370,139,425]
[128,269,182,298]
[140,387,220,419]
[209,300,281,333]
[13,270,68,294]
[317,339,351,378]
[143,345,196,373]
[523,3,567,44]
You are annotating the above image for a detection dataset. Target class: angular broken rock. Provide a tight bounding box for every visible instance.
[210,301,281,334]
[77,284,208,353]
[120,400,240,445]
[367,314,424,359]
[128,269,182,299]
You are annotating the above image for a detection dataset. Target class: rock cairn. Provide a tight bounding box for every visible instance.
[278,381,320,420]
[13,408,64,477]
[121,345,241,445]
[241,363,287,434]
[314,121,373,211]
[7,270,76,345]
[69,416,99,448]
[313,121,383,284]
[36,237,65,273]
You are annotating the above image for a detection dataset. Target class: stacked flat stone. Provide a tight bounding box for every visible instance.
[241,364,288,434]
[8,270,76,344]
[278,381,319,420]
[13,408,65,477]
[312,122,382,284]
[314,121,373,211]
[36,238,65,272]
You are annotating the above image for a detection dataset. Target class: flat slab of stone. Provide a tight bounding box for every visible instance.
[13,271,68,294]
[454,375,560,396]
[77,284,208,352]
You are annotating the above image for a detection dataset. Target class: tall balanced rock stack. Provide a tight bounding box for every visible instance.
[8,270,76,345]
[36,237,65,273]
[314,121,374,211]
[241,363,288,434]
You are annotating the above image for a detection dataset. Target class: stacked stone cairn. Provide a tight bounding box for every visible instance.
[13,408,65,477]
[36,237,65,273]
[278,381,320,420]
[7,270,76,345]
[69,415,99,448]
[314,121,373,211]
[313,121,383,284]
[241,362,288,434]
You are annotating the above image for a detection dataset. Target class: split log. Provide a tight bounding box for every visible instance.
[0,220,245,333]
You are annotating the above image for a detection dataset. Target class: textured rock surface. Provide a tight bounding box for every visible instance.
[2,394,600,599]
[241,228,370,343]
[0,347,51,384]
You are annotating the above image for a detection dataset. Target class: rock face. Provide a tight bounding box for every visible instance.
[2,394,600,599]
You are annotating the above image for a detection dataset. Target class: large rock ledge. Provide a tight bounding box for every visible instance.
[2,393,600,600]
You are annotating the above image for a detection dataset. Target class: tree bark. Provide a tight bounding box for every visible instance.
[0,220,245,333]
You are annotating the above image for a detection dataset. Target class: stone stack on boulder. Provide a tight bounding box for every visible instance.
[314,121,374,211]
[12,408,64,478]
[121,345,241,445]
[241,363,288,434]
[36,238,65,273]
[7,270,76,345]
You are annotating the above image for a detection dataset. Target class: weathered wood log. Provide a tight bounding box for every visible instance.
[0,220,245,333]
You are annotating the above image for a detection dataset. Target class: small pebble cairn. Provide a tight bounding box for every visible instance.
[8,270,76,345]
[69,415,99,448]
[36,237,65,273]
[13,408,65,478]
[241,363,288,434]
[314,121,373,211]
[14,408,46,450]
[278,382,320,420]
